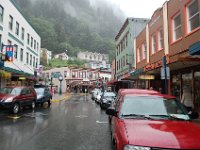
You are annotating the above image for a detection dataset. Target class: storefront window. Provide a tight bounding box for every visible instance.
[171,74,181,100]
[194,72,200,110]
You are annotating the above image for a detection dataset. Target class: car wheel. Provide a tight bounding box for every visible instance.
[31,101,36,109]
[48,99,51,107]
[12,103,20,114]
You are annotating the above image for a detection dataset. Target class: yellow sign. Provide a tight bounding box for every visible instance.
[139,75,155,80]
[19,77,26,80]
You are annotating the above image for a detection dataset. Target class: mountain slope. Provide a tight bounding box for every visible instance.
[13,0,125,61]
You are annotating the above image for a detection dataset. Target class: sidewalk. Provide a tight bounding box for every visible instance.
[52,93,72,102]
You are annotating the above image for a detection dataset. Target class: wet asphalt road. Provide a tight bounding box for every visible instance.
[0,94,114,150]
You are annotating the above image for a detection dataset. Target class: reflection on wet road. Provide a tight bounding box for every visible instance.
[0,94,114,150]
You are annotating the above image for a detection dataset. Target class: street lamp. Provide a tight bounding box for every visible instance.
[58,76,63,95]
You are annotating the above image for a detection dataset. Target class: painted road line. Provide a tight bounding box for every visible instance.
[52,94,72,103]
[7,115,21,119]
[96,120,108,124]
[75,115,88,118]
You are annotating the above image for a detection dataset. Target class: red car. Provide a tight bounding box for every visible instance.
[106,89,200,150]
[0,86,37,114]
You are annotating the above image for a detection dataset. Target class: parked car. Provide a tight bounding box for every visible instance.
[95,91,103,103]
[34,85,52,106]
[106,89,200,150]
[100,92,116,109]
[0,86,37,114]
[91,89,100,100]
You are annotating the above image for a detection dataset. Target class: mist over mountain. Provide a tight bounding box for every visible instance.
[13,0,125,61]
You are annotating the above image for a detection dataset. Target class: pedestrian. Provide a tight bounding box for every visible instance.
[149,87,153,90]
[181,86,194,112]
[159,88,162,93]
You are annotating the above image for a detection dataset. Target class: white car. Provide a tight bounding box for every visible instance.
[95,91,102,103]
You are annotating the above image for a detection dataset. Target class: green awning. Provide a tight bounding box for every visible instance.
[1,66,33,77]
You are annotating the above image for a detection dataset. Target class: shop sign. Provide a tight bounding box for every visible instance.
[130,69,144,77]
[139,75,155,80]
[144,60,162,71]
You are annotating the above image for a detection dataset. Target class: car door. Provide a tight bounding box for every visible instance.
[44,88,51,101]
[112,95,123,149]
[21,88,33,105]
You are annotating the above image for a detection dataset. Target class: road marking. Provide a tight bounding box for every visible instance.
[52,95,72,103]
[7,115,21,119]
[96,120,108,124]
[75,115,88,118]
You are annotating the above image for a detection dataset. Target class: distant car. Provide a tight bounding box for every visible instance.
[0,86,37,114]
[91,89,99,100]
[100,92,116,109]
[34,85,52,106]
[95,91,103,103]
[106,89,200,150]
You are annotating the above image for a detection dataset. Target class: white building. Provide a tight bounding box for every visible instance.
[0,0,41,87]
[77,51,109,63]
[40,48,52,64]
[54,52,69,60]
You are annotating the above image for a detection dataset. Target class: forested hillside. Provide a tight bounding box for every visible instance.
[13,0,125,61]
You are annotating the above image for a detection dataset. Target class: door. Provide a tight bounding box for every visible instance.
[20,88,33,106]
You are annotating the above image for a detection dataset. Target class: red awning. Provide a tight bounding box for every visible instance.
[107,79,117,85]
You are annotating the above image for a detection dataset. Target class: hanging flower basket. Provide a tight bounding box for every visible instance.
[0,70,12,79]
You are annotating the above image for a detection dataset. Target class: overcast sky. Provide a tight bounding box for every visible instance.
[108,0,167,18]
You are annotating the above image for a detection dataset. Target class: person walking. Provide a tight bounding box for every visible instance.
[181,86,194,112]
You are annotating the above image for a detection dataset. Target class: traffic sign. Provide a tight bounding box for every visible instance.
[161,67,170,80]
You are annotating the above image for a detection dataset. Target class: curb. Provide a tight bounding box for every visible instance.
[52,94,72,102]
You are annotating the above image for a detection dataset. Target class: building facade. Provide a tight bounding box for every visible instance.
[43,67,111,93]
[133,0,200,111]
[54,52,69,60]
[0,0,41,87]
[115,18,149,80]
[40,48,52,64]
[77,51,109,63]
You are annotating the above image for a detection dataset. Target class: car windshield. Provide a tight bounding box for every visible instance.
[104,92,116,97]
[120,96,190,121]
[0,87,22,95]
[35,88,45,95]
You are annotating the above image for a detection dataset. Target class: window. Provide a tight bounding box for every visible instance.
[9,15,13,30]
[20,48,23,61]
[119,59,120,70]
[26,52,29,64]
[142,43,147,59]
[34,40,36,49]
[15,22,19,35]
[126,35,128,46]
[14,44,18,59]
[31,37,33,47]
[0,34,1,50]
[186,0,200,32]
[138,48,141,62]
[158,28,164,49]
[0,5,4,22]
[37,42,39,51]
[151,34,156,54]
[172,13,182,41]
[30,54,32,65]
[36,58,38,68]
[33,56,35,67]
[21,27,24,40]
[27,33,30,44]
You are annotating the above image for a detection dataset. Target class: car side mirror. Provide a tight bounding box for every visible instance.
[188,111,199,119]
[106,107,118,117]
